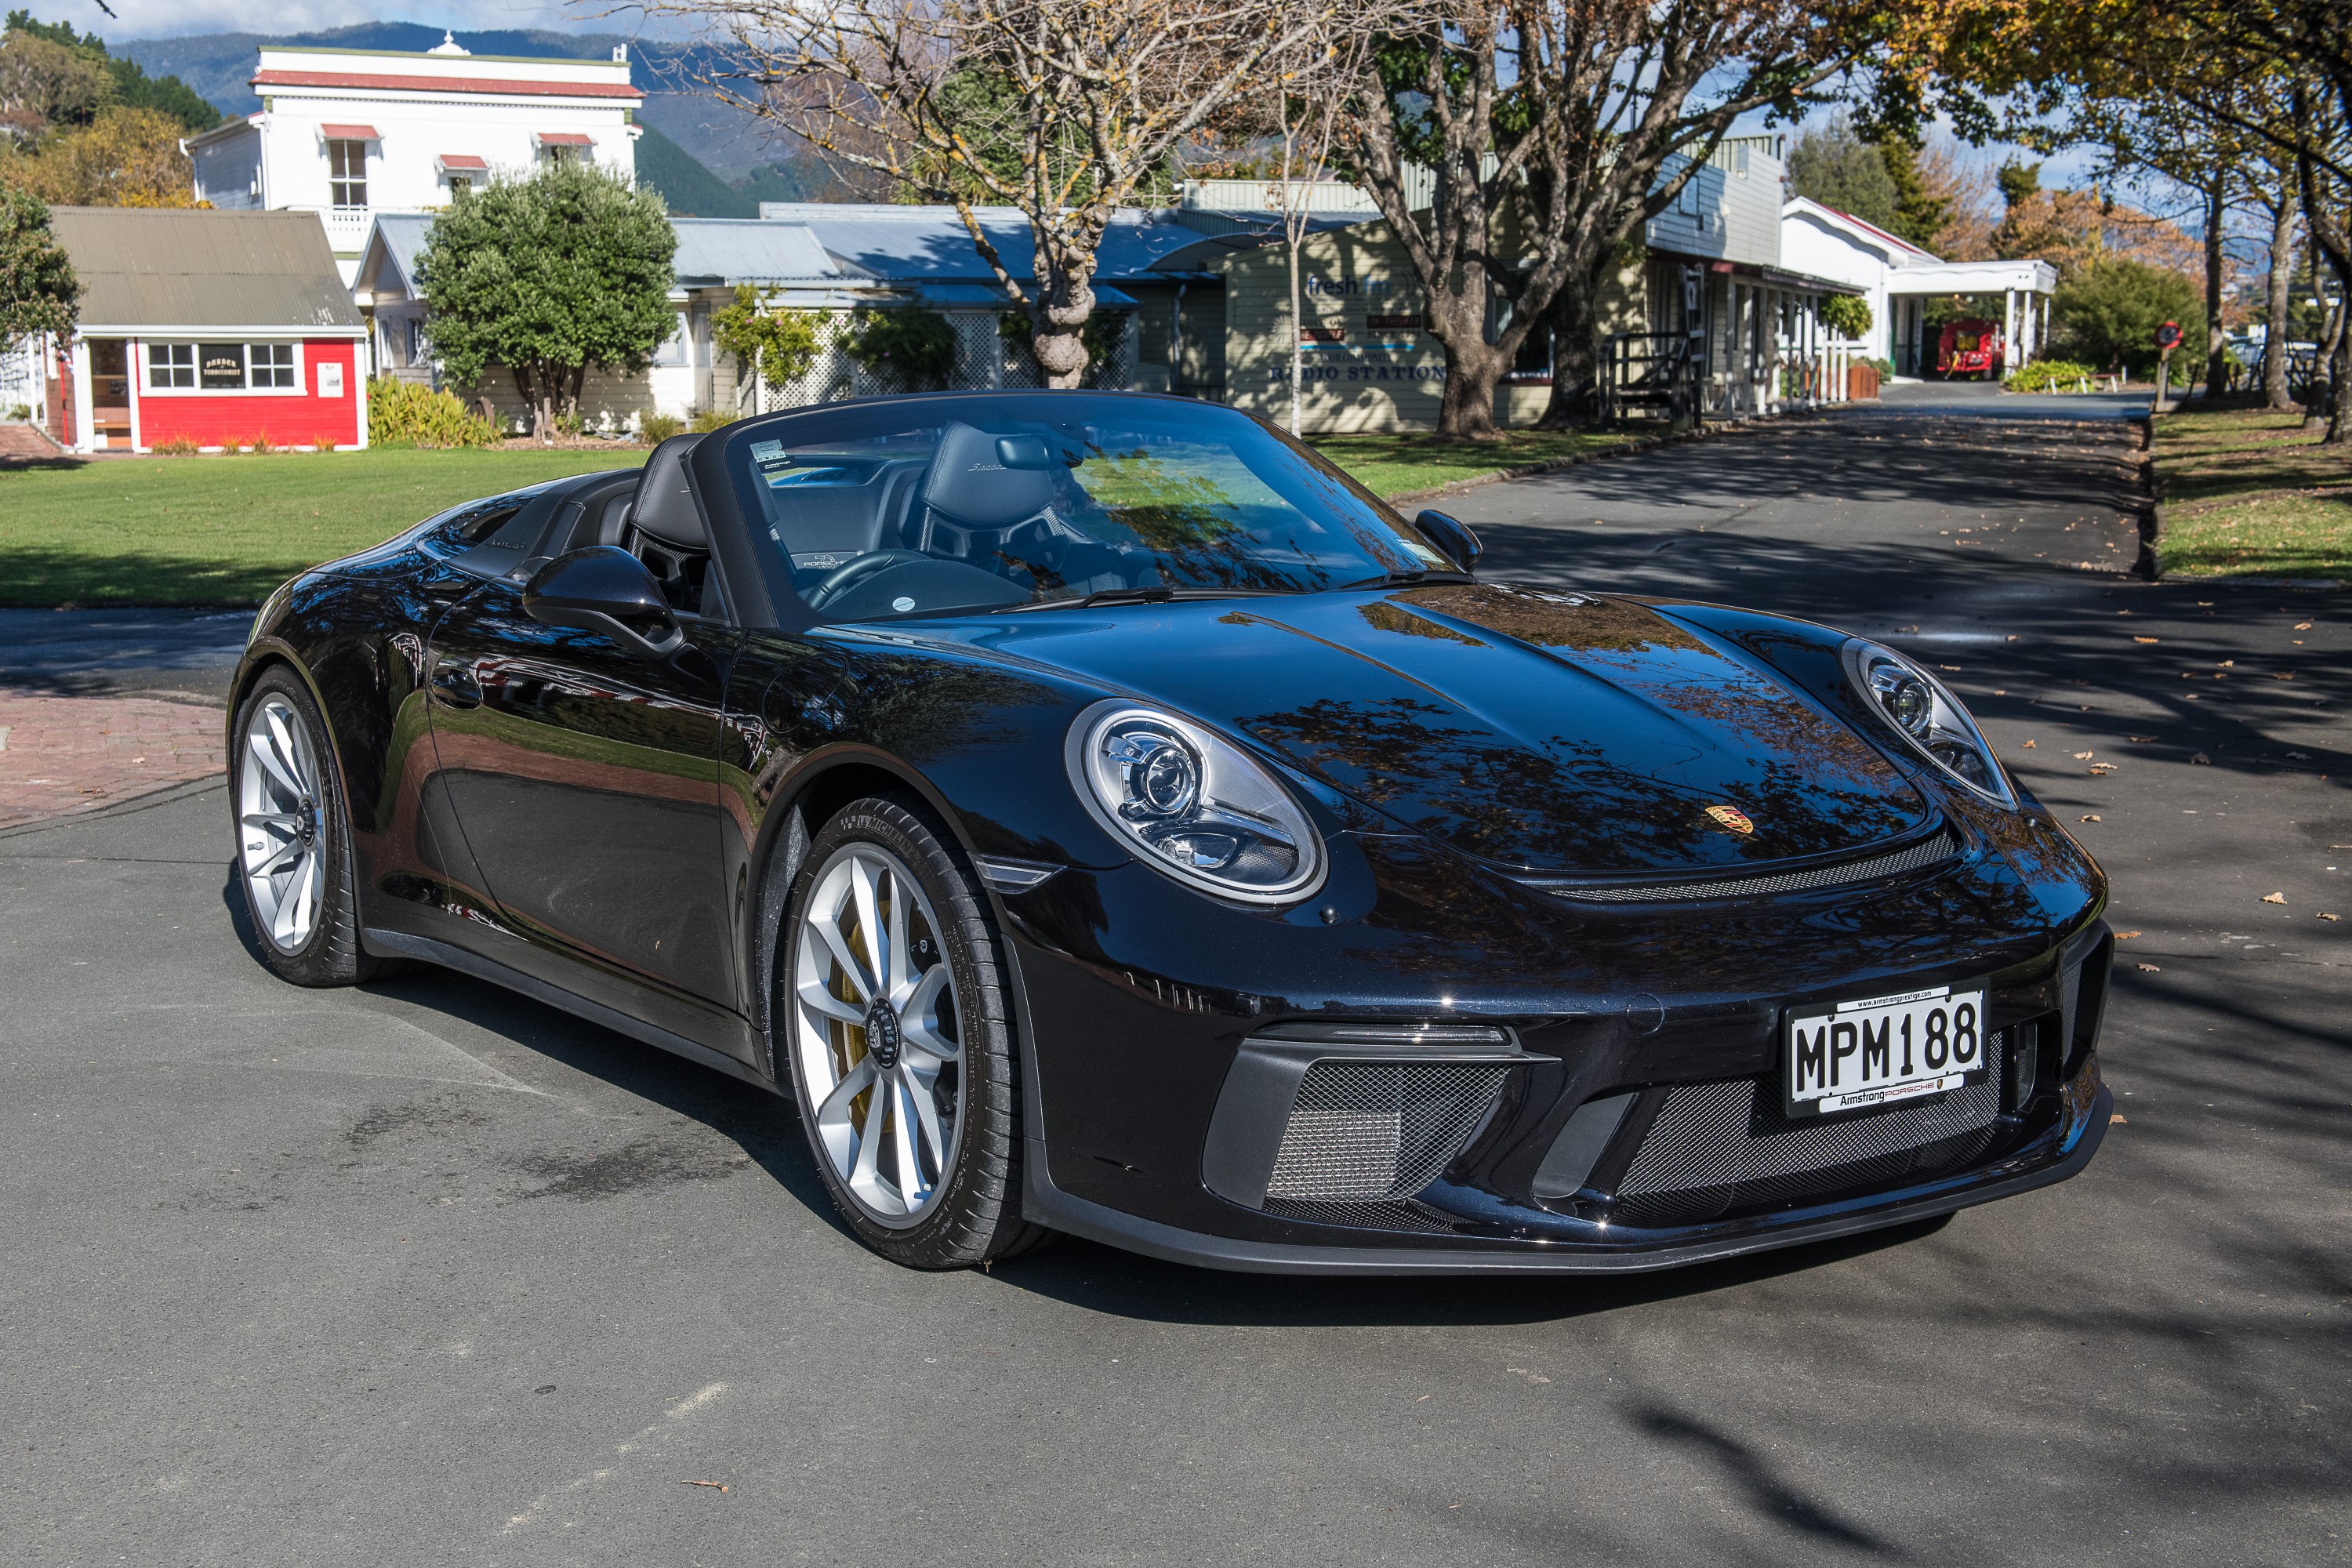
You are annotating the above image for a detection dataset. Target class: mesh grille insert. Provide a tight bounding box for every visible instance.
[1521,829,1958,905]
[1264,1061,1508,1202]
[1613,1032,2007,1225]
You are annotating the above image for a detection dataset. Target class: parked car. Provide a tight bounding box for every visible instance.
[228,392,2113,1274]
[1936,318,2007,380]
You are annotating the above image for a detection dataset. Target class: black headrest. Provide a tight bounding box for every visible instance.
[922,423,1056,529]
[633,433,706,547]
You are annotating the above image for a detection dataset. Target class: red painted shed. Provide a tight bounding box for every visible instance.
[45,207,368,454]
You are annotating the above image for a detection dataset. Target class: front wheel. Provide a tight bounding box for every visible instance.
[230,666,398,986]
[780,797,1051,1268]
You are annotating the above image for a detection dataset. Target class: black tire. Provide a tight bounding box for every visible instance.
[230,665,401,988]
[778,795,1053,1269]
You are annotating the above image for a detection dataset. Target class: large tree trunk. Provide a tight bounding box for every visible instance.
[2330,309,2352,446]
[1537,268,1606,428]
[2202,170,2228,400]
[2263,200,2297,411]
[1434,338,1508,439]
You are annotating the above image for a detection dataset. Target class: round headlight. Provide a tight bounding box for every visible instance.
[1842,640,2013,805]
[1066,702,1325,902]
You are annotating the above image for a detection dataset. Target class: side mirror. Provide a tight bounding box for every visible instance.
[522,546,684,659]
[1414,509,1483,575]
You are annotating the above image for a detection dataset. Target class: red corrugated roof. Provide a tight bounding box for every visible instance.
[319,122,379,140]
[252,68,641,100]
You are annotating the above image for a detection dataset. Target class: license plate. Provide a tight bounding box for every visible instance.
[1785,984,1990,1116]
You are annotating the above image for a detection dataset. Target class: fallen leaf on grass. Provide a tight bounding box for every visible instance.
[681,1479,730,1493]
[2132,636,2160,644]
[2079,814,2102,822]
[2262,892,2287,904]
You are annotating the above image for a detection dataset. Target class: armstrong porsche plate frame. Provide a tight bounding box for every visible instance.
[227,390,2113,1275]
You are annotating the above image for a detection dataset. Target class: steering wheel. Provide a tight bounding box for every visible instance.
[805,550,931,612]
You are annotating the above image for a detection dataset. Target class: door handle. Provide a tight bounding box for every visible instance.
[430,661,482,709]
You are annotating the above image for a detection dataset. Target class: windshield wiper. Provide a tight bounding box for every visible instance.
[997,586,1290,613]
[1339,568,1475,590]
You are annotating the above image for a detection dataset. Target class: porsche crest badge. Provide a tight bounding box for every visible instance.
[1704,804,1755,836]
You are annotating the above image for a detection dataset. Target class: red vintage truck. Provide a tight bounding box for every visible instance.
[1937,318,2007,379]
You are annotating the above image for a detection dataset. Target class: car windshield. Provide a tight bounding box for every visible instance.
[720,394,1455,626]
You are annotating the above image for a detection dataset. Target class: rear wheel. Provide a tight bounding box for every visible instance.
[230,666,397,987]
[781,797,1051,1268]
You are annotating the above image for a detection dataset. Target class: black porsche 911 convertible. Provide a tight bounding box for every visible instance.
[230,391,2112,1273]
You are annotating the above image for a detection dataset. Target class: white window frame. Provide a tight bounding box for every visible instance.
[327,139,368,210]
[138,339,310,397]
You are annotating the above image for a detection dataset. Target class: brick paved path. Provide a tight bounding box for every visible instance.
[0,691,226,830]
[0,422,63,461]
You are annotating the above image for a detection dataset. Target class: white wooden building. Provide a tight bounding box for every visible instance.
[1780,198,2056,377]
[183,34,641,286]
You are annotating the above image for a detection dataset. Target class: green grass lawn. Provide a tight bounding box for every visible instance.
[2154,405,2352,580]
[0,426,1649,608]
[1310,428,1642,502]
[0,446,648,607]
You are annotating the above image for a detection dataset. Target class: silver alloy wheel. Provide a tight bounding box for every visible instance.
[790,842,964,1226]
[238,695,328,953]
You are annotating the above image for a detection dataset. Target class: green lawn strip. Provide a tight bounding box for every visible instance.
[1312,429,1641,500]
[2159,491,2352,580]
[3,430,1641,609]
[0,446,648,607]
[2153,408,2352,579]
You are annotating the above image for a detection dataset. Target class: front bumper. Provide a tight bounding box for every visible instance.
[997,802,2114,1275]
[1025,1075,2108,1275]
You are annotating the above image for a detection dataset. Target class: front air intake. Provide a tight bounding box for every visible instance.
[1262,1060,1508,1202]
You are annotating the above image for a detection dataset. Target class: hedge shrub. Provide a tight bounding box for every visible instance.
[368,377,499,448]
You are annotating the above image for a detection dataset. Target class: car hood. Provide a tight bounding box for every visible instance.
[946,584,1933,874]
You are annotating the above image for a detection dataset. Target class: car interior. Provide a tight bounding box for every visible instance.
[439,435,723,620]
[751,422,1171,622]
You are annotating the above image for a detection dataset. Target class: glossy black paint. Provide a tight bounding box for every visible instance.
[229,400,2111,1273]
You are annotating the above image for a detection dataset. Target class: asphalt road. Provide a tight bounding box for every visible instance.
[5,406,2347,1566]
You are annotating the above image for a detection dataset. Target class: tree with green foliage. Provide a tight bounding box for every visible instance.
[844,307,956,393]
[1788,120,1900,229]
[710,284,824,395]
[1819,293,1873,339]
[2050,256,2205,376]
[1,13,219,135]
[416,161,677,438]
[0,180,75,350]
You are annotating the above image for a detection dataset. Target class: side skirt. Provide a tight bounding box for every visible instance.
[362,927,785,1096]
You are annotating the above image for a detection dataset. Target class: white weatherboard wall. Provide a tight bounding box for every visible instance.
[187,38,641,285]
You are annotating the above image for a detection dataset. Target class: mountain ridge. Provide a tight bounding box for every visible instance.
[113,20,810,182]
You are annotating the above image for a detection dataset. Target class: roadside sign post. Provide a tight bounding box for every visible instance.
[2154,321,2183,412]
